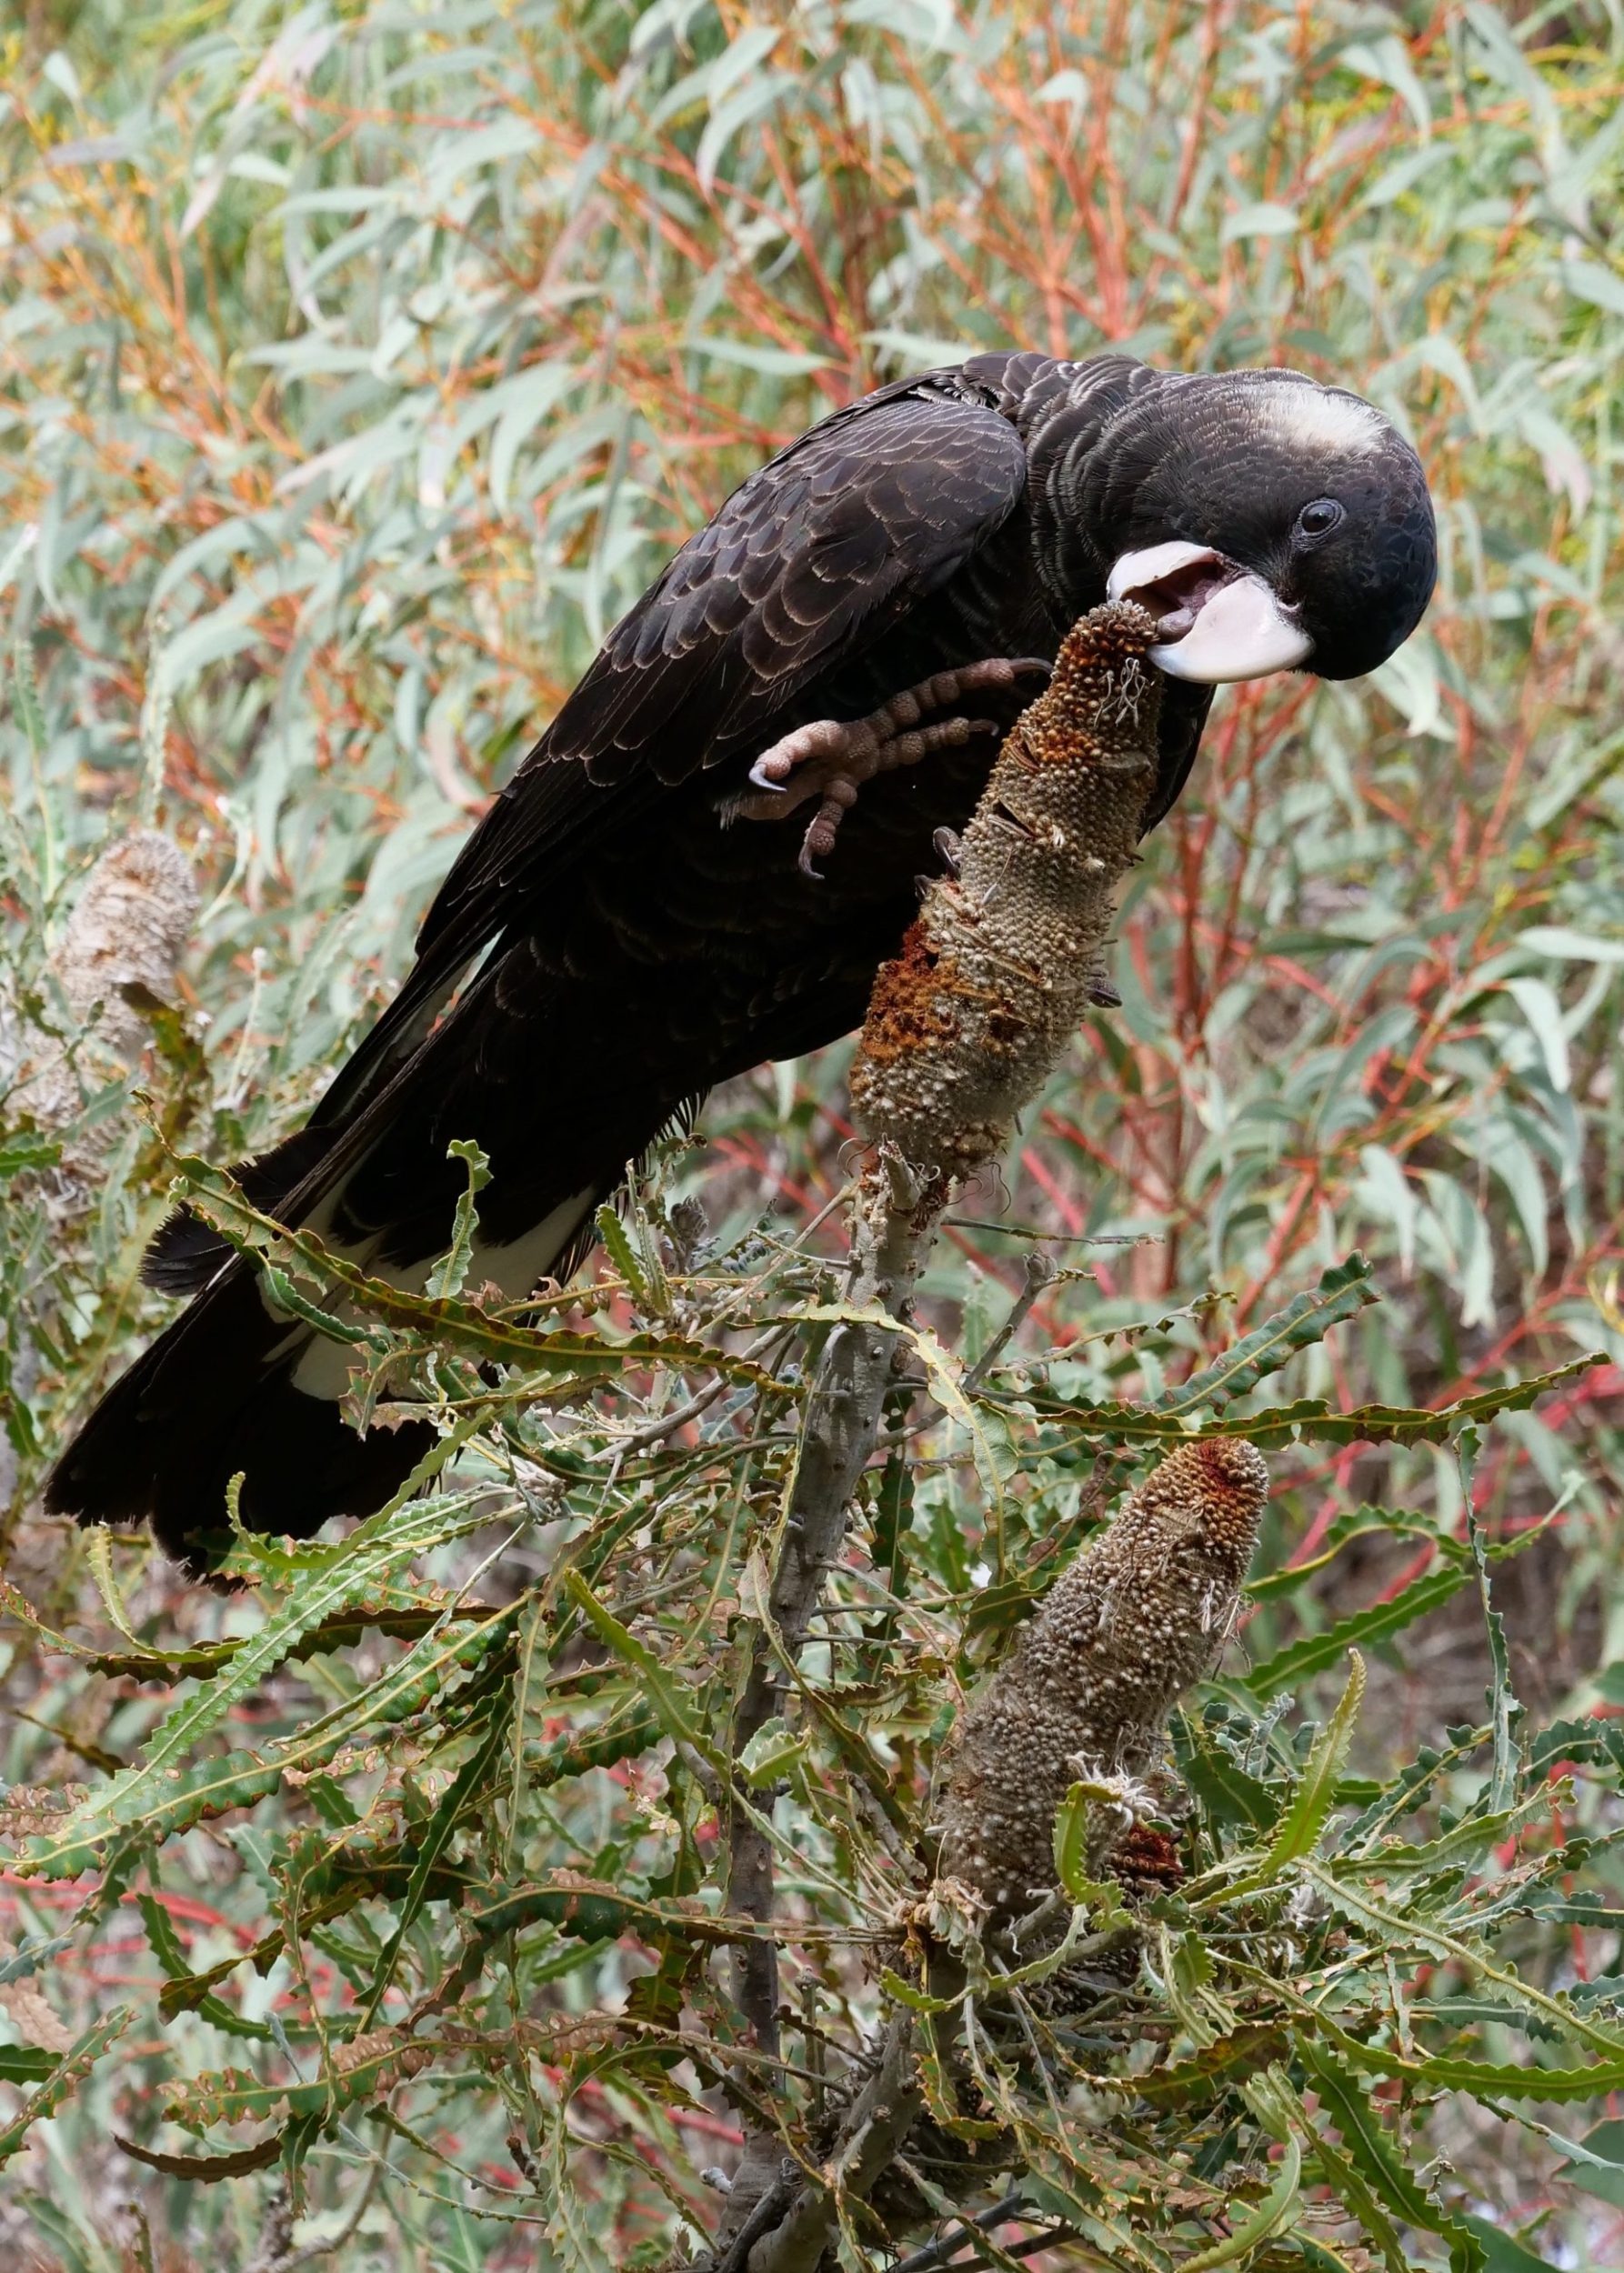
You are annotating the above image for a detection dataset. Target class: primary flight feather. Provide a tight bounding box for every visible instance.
[48,350,1437,1572]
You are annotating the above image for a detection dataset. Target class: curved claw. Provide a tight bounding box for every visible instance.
[737,656,1048,876]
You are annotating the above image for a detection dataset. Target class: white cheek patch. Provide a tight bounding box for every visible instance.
[1148,571,1311,685]
[1252,378,1386,460]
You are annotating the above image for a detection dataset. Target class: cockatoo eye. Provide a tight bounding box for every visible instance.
[1295,497,1345,541]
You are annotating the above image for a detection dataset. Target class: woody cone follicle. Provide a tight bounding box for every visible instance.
[850,601,1161,1180]
[938,1438,1268,1918]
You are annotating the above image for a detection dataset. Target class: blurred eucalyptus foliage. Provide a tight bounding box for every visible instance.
[5,2,1624,2268]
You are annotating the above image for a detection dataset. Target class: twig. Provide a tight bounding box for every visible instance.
[276,2160,385,2272]
[943,1218,1156,1247]
[587,1321,793,1460]
[963,1250,1058,1390]
[895,2224,1079,2273]
[887,2189,1032,2273]
[713,1147,941,2244]
[712,2170,797,2273]
[736,2011,926,2273]
[241,2181,296,2273]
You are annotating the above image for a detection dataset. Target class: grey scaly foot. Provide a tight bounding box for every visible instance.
[731,657,1051,878]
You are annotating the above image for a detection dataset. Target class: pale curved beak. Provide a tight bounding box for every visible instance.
[1108,540,1312,685]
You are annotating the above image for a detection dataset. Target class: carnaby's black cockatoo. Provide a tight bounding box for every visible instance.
[49,351,1437,1570]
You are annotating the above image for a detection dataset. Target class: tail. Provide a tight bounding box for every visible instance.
[45,1266,440,1578]
[47,918,875,1575]
[47,1037,680,1575]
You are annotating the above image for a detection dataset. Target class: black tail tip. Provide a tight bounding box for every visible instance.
[45,1266,437,1578]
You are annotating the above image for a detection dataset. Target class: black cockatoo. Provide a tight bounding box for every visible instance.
[49,351,1437,1570]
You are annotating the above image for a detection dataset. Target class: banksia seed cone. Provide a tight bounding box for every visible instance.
[850,602,1160,1180]
[938,1438,1268,1918]
[51,829,200,1065]
[16,828,200,1131]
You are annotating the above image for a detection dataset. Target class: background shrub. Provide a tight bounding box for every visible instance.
[4,3,1624,2268]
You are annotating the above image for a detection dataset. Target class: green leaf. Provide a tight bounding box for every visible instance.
[1178,2127,1301,2268]
[136,1887,272,2042]
[165,2028,434,2131]
[0,1130,61,1181]
[1221,199,1299,243]
[1159,1924,1237,2050]
[23,1599,522,1877]
[737,1716,809,1789]
[0,2008,131,2164]
[1551,2117,1624,2208]
[1258,1653,1365,1877]
[10,636,47,757]
[1175,1727,1281,1833]
[1052,1779,1093,1902]
[456,1875,750,1954]
[1130,2027,1291,2108]
[1050,1783,1133,1928]
[527,1702,662,1791]
[997,1900,1116,1990]
[426,1136,491,1299]
[1246,1503,1460,1601]
[1256,1356,1608,1447]
[1245,1569,1466,1696]
[0,2047,57,2084]
[562,1571,713,1765]
[1459,2218,1564,2273]
[356,1690,515,2028]
[1370,2051,1624,2101]
[1030,1354,1602,1453]
[1335,1802,1530,1880]
[25,1483,485,1873]
[1300,1867,1624,2058]
[1158,1256,1377,1416]
[1299,2039,1484,2273]
[878,1966,961,2016]
[174,1155,779,1388]
[1260,1972,1624,2104]
[593,1201,648,1302]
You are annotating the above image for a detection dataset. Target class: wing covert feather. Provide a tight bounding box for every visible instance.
[422,386,1027,940]
[303,382,1026,1137]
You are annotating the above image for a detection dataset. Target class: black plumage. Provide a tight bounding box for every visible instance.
[48,350,1437,1570]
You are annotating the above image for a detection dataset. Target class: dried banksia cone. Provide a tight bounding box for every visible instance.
[850,602,1161,1180]
[17,828,200,1129]
[937,1438,1268,1919]
[51,829,200,1064]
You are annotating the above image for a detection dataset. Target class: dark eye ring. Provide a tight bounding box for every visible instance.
[1297,497,1344,541]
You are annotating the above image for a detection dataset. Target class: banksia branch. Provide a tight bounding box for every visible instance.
[938,1437,1268,1919]
[708,606,1172,2273]
[851,602,1161,1180]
